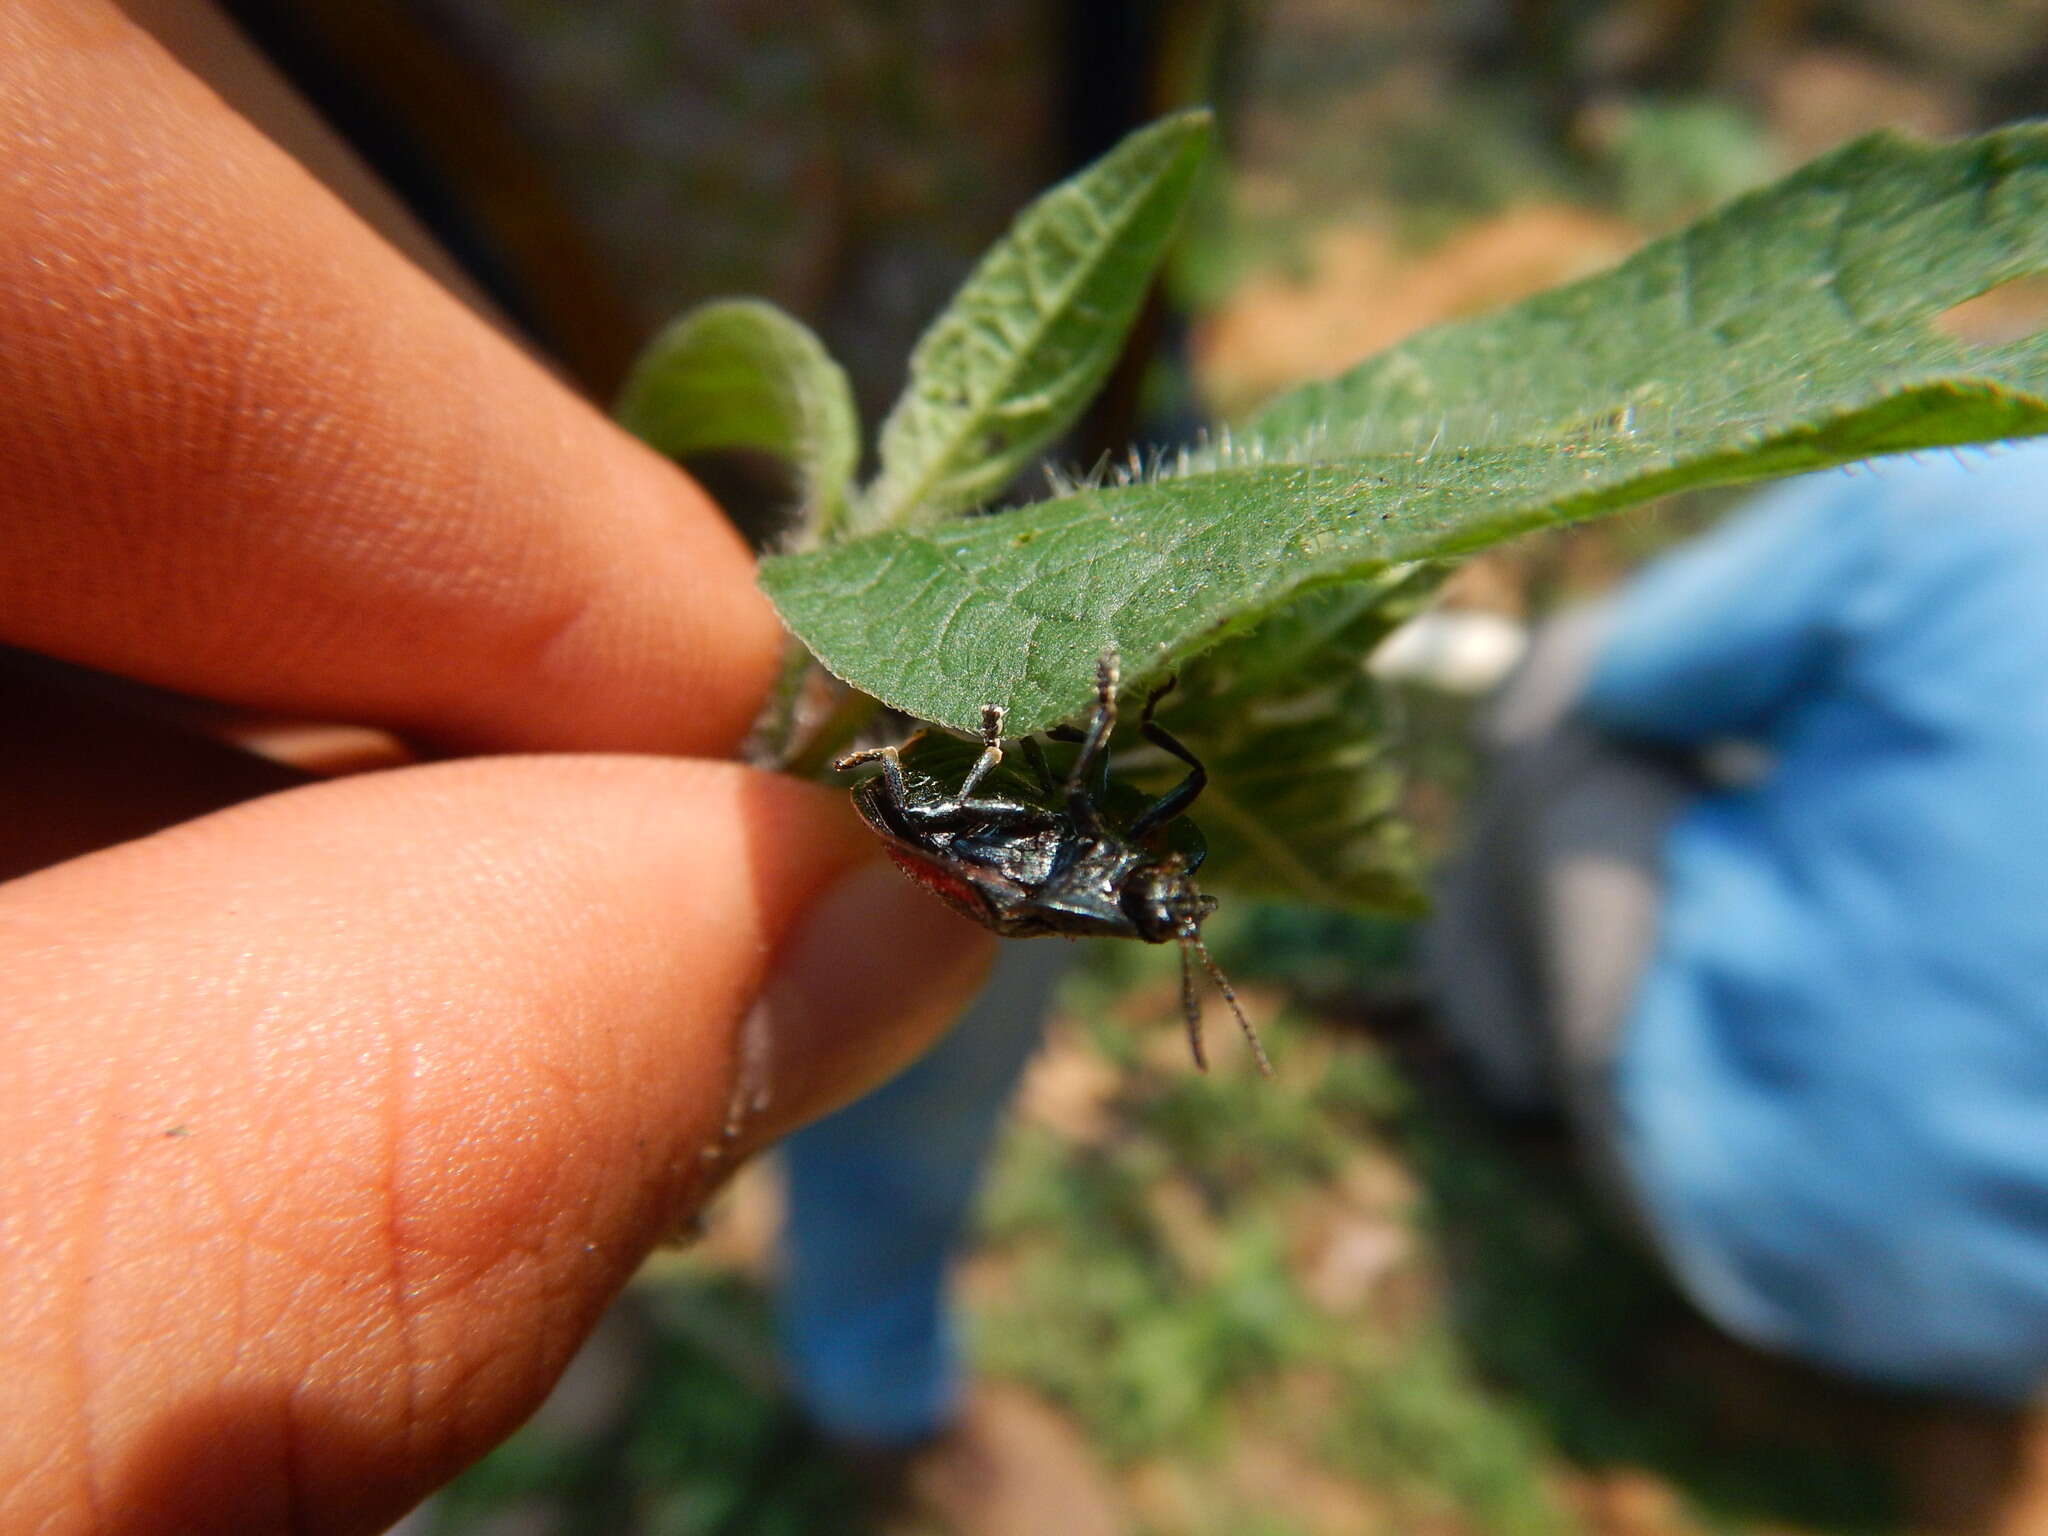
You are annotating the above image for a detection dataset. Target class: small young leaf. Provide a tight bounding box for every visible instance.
[616,298,859,546]
[763,124,2048,736]
[860,109,1214,532]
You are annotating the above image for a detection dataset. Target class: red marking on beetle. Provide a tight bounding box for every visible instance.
[887,847,995,926]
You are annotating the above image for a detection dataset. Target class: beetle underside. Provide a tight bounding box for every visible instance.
[837,654,1270,1076]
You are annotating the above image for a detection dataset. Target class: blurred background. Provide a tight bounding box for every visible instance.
[213,2,2048,1531]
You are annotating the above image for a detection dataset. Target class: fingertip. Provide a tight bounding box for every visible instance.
[0,755,991,1527]
[0,4,786,756]
[733,860,996,1151]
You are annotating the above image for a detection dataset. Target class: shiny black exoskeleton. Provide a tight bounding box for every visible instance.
[835,655,1269,1074]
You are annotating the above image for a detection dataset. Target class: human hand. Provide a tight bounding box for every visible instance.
[0,6,992,1532]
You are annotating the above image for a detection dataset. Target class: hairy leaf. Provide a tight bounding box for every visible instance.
[1129,573,1440,912]
[860,109,1214,532]
[851,574,1439,912]
[765,126,2048,743]
[616,298,859,545]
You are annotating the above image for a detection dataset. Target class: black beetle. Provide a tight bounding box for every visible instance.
[835,654,1269,1074]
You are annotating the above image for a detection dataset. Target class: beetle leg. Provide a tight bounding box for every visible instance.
[1043,723,1108,800]
[834,737,921,805]
[1019,735,1060,796]
[902,799,1054,837]
[1063,653,1119,833]
[836,727,926,770]
[957,704,1007,798]
[1129,688,1207,837]
[953,796,1047,822]
[1063,653,1118,788]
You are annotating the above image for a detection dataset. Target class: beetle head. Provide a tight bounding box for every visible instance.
[1125,856,1271,1078]
[1119,854,1213,943]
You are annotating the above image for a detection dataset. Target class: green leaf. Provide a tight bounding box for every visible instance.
[860,575,1437,911]
[615,298,859,546]
[764,125,2048,739]
[860,109,1214,532]
[1248,126,2048,455]
[1131,573,1439,911]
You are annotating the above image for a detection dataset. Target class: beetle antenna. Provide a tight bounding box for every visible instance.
[1183,922,1272,1078]
[1177,932,1210,1072]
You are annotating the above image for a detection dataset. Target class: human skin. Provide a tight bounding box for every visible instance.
[0,4,993,1532]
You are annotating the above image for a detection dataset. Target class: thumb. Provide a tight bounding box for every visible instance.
[0,756,990,1536]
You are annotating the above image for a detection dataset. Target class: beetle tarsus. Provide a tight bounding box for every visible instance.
[1065,654,1120,792]
[1063,653,1120,832]
[958,704,1008,798]
[834,740,915,804]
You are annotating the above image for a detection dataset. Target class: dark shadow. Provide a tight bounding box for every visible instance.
[0,649,309,883]
[105,1382,436,1536]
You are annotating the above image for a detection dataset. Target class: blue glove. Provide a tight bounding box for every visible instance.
[1581,440,2048,1399]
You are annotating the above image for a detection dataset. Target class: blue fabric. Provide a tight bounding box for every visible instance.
[776,941,1064,1443]
[1582,442,2048,1400]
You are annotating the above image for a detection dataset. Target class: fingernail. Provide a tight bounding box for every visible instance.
[730,860,994,1149]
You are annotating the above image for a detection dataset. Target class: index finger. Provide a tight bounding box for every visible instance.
[0,2,782,755]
